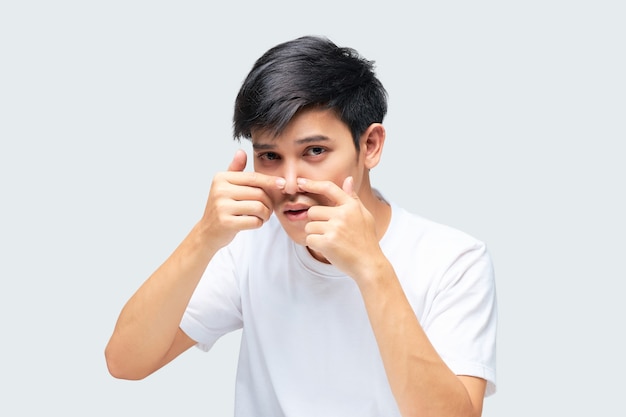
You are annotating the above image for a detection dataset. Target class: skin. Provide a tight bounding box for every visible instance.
[105,107,487,417]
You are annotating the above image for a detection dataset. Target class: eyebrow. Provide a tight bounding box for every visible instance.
[252,135,330,150]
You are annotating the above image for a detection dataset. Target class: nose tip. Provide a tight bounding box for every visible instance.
[282,176,298,195]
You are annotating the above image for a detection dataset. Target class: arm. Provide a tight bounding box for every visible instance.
[299,177,487,417]
[357,261,486,417]
[105,150,279,380]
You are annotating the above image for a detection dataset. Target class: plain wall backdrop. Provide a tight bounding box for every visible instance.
[1,1,624,415]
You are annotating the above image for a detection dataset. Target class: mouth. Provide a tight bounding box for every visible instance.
[282,204,310,221]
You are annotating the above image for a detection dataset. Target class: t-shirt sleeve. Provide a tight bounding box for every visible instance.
[422,241,498,396]
[180,242,244,352]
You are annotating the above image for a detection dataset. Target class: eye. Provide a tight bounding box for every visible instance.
[258,152,280,161]
[305,147,327,157]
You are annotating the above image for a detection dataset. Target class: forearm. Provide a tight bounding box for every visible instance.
[105,221,218,379]
[358,260,479,417]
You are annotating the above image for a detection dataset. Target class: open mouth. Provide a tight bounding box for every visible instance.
[283,207,309,221]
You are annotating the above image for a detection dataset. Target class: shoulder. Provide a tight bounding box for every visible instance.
[384,203,488,259]
[382,202,495,295]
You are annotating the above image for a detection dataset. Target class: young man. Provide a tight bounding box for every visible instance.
[105,35,497,417]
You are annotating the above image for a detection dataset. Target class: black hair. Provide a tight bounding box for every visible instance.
[233,35,388,150]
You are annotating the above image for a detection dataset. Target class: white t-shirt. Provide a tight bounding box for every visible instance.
[181,201,497,416]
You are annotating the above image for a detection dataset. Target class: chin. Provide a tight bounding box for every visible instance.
[277,218,307,246]
[286,229,307,246]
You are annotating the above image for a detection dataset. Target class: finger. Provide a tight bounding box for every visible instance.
[230,200,273,223]
[342,176,358,198]
[220,182,273,209]
[304,219,328,236]
[304,234,328,257]
[296,177,351,205]
[306,205,335,221]
[226,171,285,194]
[223,213,265,232]
[227,149,247,172]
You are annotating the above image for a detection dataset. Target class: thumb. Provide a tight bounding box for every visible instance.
[227,149,247,172]
[342,176,357,198]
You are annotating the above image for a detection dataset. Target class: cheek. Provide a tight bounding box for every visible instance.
[305,164,352,185]
[323,170,356,191]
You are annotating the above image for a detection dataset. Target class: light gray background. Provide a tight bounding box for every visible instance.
[1,1,624,415]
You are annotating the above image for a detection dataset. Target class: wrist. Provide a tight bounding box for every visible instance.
[189,220,226,258]
[354,255,395,290]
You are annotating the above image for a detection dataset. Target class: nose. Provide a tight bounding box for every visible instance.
[282,163,299,195]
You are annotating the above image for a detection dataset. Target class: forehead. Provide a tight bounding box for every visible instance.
[251,108,351,146]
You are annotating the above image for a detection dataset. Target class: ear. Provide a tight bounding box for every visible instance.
[359,123,386,170]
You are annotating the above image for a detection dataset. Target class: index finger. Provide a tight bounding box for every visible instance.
[226,170,285,193]
[296,177,350,205]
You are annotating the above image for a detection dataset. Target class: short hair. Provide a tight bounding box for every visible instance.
[233,35,388,150]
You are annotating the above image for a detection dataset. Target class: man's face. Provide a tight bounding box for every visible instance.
[251,108,367,246]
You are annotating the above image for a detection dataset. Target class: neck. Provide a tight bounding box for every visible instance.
[362,187,392,242]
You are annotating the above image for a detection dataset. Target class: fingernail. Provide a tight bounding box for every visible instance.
[275,178,286,188]
[297,178,306,185]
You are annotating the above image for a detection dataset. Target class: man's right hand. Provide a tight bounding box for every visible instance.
[199,149,281,250]
[105,149,282,380]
